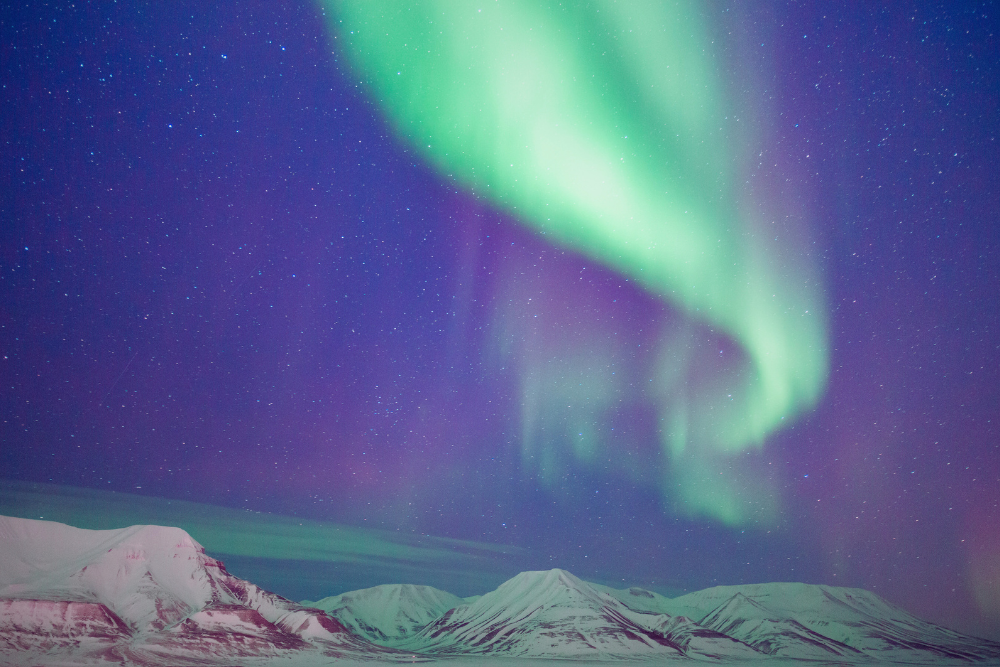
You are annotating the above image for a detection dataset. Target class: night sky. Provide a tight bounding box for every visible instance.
[2,0,998,641]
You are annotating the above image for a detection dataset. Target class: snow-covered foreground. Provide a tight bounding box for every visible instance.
[2,515,998,666]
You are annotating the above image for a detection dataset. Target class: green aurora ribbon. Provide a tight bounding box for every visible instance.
[322,1,828,525]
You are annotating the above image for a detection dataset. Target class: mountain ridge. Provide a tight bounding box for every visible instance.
[3,515,999,665]
[323,568,1000,662]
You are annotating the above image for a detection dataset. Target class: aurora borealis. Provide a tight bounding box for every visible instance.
[329,0,827,525]
[2,0,998,642]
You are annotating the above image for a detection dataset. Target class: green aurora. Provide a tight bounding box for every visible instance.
[323,0,828,525]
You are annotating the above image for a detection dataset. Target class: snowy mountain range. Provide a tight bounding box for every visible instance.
[2,515,998,666]
[307,568,1000,664]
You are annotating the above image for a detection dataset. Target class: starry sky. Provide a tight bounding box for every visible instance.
[2,0,998,641]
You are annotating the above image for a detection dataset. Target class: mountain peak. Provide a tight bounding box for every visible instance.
[703,591,774,621]
[307,583,463,642]
[472,568,608,617]
[0,516,409,664]
[401,568,687,658]
[497,568,594,594]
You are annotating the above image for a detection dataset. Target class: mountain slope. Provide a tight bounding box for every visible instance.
[305,583,464,642]
[698,592,862,659]
[671,582,1000,662]
[399,569,683,658]
[590,583,678,615]
[394,568,759,659]
[0,515,409,665]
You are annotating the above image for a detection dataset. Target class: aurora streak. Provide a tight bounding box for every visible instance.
[325,0,828,524]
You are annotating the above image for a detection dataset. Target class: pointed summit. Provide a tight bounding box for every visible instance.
[397,568,685,659]
[466,568,608,620]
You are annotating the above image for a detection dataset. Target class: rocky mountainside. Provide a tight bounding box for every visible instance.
[0,515,413,666]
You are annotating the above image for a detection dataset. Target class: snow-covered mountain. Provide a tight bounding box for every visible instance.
[665,582,1000,663]
[4,515,999,665]
[319,570,997,664]
[697,592,863,659]
[304,583,465,642]
[390,568,758,660]
[0,515,413,666]
[394,568,684,658]
[590,582,678,615]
